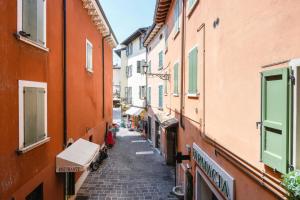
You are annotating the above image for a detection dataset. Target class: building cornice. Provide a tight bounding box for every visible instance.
[82,0,118,48]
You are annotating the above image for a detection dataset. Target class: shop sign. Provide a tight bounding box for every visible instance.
[193,143,235,200]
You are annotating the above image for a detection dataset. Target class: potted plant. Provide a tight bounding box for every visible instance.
[282,170,300,200]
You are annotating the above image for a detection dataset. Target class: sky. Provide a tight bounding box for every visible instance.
[100,0,156,64]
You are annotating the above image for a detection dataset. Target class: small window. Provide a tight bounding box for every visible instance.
[26,183,43,200]
[188,47,198,95]
[18,0,46,46]
[139,36,143,49]
[139,86,146,99]
[126,65,132,77]
[159,51,164,70]
[137,61,141,73]
[86,39,93,72]
[19,81,47,151]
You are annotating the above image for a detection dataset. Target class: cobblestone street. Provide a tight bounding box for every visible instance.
[76,128,177,200]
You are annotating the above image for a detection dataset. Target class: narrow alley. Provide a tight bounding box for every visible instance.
[76,128,177,200]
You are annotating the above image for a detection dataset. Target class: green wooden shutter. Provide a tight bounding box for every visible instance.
[159,51,163,70]
[24,87,45,147]
[159,86,163,108]
[22,0,38,42]
[174,63,179,94]
[261,68,290,173]
[148,61,151,73]
[188,47,198,94]
[148,87,151,105]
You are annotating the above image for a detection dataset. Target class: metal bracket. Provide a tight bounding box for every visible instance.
[147,73,170,80]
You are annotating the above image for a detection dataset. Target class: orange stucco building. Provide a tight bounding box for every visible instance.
[144,0,300,199]
[0,0,117,199]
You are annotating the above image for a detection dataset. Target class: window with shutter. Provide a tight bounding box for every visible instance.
[148,61,152,73]
[159,85,163,108]
[174,63,179,95]
[20,0,46,46]
[19,80,47,151]
[188,47,198,94]
[137,61,141,73]
[261,68,291,173]
[148,87,151,105]
[159,51,163,70]
[174,0,180,33]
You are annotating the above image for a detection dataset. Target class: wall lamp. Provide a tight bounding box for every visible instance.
[142,61,170,80]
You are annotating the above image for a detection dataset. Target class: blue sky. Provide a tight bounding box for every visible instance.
[100,0,156,43]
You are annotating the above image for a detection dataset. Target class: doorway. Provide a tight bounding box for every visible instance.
[155,121,160,149]
[195,168,222,200]
[148,117,152,141]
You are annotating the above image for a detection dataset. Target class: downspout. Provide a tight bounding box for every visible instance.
[180,0,186,129]
[102,34,110,119]
[102,34,110,141]
[63,0,68,199]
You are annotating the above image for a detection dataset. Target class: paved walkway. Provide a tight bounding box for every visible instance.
[76,128,177,200]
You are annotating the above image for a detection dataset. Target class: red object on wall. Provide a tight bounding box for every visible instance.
[106,131,115,145]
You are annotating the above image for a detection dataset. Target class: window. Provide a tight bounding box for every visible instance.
[18,0,46,46]
[126,65,132,77]
[158,85,163,108]
[260,68,290,174]
[139,36,143,49]
[126,43,133,56]
[147,87,151,105]
[174,63,179,95]
[139,86,146,99]
[159,51,164,70]
[128,87,132,104]
[148,61,152,73]
[137,61,141,73]
[174,0,180,33]
[26,183,43,200]
[86,39,93,72]
[19,81,48,152]
[188,47,198,95]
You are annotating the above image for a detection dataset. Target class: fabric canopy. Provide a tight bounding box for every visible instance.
[153,109,179,128]
[125,107,143,116]
[56,138,99,173]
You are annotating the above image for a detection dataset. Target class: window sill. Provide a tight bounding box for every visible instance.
[17,137,50,154]
[173,29,180,40]
[15,34,49,52]
[187,0,199,18]
[173,93,179,97]
[86,68,94,74]
[187,93,199,98]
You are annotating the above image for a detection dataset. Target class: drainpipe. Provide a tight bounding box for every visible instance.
[102,34,110,119]
[180,0,186,129]
[63,0,68,199]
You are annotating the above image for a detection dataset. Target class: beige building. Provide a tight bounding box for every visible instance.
[145,0,300,199]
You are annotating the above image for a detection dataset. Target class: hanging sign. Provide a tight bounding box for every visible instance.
[193,143,235,200]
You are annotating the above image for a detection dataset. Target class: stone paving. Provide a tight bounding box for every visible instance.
[76,128,178,200]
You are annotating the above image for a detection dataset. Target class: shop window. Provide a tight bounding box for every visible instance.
[86,39,93,72]
[260,68,290,173]
[188,47,198,95]
[26,183,43,200]
[18,0,46,46]
[19,81,47,151]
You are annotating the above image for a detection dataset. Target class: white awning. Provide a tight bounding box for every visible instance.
[56,138,99,173]
[153,108,178,128]
[125,107,143,116]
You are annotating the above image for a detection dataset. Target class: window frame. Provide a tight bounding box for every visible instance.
[173,0,180,36]
[17,0,47,48]
[86,39,93,73]
[18,80,49,153]
[158,51,164,70]
[173,61,180,96]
